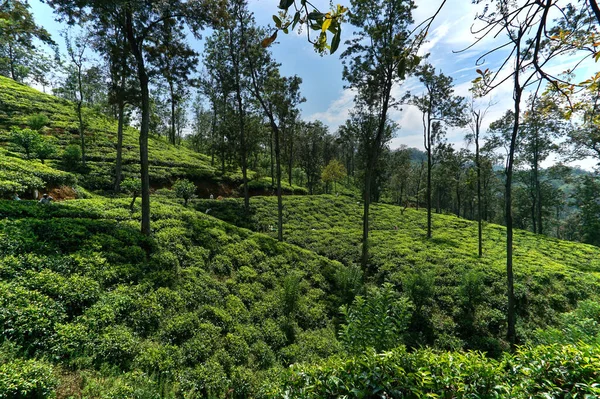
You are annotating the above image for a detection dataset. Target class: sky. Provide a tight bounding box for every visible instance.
[28,0,598,170]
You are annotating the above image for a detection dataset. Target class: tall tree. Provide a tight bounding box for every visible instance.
[297,121,328,195]
[0,0,55,82]
[148,19,198,145]
[519,95,561,234]
[341,0,420,272]
[45,0,222,236]
[92,23,139,192]
[466,84,494,257]
[243,19,304,241]
[64,30,91,167]
[410,64,466,239]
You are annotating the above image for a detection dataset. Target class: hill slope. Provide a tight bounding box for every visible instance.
[198,195,600,351]
[0,197,350,397]
[0,75,237,194]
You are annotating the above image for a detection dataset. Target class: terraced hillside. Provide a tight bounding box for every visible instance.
[198,195,600,352]
[0,75,243,195]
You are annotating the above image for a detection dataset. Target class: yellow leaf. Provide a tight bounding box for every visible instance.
[261,31,278,48]
[322,17,332,32]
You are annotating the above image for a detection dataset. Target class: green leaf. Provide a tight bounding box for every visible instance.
[278,0,295,10]
[330,28,341,54]
[307,12,325,20]
[292,11,301,30]
[273,15,282,28]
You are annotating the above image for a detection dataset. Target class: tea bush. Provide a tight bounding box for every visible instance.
[0,197,349,396]
[201,195,600,352]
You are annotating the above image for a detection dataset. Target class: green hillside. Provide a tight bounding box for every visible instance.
[2,73,600,399]
[0,198,349,397]
[199,195,600,352]
[0,75,241,194]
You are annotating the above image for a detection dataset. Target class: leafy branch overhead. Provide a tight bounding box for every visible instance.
[264,1,348,54]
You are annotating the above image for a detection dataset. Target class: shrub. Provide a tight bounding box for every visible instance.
[0,358,58,399]
[34,136,58,164]
[121,178,142,211]
[27,113,50,131]
[10,127,41,159]
[173,178,196,207]
[62,144,82,170]
[339,283,412,353]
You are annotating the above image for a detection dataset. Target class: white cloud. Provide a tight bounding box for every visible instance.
[306,88,356,130]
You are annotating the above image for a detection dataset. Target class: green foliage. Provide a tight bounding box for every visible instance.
[0,197,349,396]
[339,283,412,353]
[27,113,49,131]
[269,343,600,398]
[0,357,58,399]
[0,150,75,195]
[10,127,40,159]
[120,178,141,195]
[0,75,238,190]
[202,195,600,351]
[321,158,347,193]
[62,144,81,170]
[172,178,196,206]
[34,136,58,163]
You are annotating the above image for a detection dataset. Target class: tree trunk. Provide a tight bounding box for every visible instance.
[76,62,86,167]
[270,129,275,187]
[210,103,217,165]
[288,136,293,186]
[535,161,542,235]
[77,101,86,166]
[114,101,125,192]
[125,9,151,237]
[275,126,283,241]
[228,26,249,212]
[475,121,483,257]
[361,167,371,270]
[427,146,432,238]
[505,68,522,350]
[9,43,16,81]
[169,80,176,145]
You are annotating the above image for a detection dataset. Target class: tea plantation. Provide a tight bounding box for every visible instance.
[2,78,600,398]
[199,196,600,352]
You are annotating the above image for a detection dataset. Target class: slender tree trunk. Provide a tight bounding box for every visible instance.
[270,129,274,187]
[275,126,283,241]
[535,161,542,235]
[76,62,86,167]
[125,10,151,236]
[361,166,371,270]
[456,184,461,218]
[210,104,216,165]
[9,44,16,81]
[476,122,483,257]
[114,101,125,192]
[169,81,176,145]
[228,25,249,212]
[505,65,522,350]
[288,137,293,186]
[77,101,86,166]
[426,124,432,239]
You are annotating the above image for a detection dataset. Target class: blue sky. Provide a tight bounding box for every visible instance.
[29,0,598,169]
